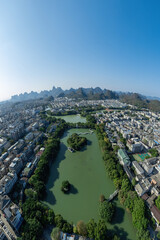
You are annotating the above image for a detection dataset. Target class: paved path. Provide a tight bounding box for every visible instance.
[108,189,119,202]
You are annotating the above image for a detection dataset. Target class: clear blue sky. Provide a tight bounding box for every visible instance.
[0,0,160,100]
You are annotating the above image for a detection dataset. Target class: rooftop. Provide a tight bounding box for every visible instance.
[151,205,160,222]
[118,149,130,164]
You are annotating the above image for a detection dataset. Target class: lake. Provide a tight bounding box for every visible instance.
[56,114,86,123]
[44,127,136,240]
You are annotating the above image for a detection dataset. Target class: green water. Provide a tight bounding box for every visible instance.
[44,128,136,240]
[56,114,86,123]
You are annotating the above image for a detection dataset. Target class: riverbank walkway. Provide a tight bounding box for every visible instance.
[108,189,119,202]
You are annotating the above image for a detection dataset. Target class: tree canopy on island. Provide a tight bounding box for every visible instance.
[67,133,87,151]
[61,180,71,193]
[99,201,115,222]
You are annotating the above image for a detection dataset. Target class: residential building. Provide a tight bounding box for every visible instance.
[0,173,18,194]
[150,205,160,225]
[127,138,144,153]
[135,180,151,197]
[9,157,23,174]
[132,161,144,175]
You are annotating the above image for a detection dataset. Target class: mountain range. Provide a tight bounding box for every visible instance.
[11,87,119,101]
[10,86,160,112]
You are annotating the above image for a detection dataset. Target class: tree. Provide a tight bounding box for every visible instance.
[148,148,158,157]
[24,188,38,199]
[99,194,105,202]
[61,180,71,193]
[131,178,136,187]
[51,227,60,240]
[35,210,42,221]
[76,220,87,236]
[67,133,87,151]
[132,198,148,230]
[123,191,137,212]
[121,178,131,192]
[22,198,39,220]
[113,145,120,153]
[62,222,73,234]
[87,219,97,239]
[54,214,64,229]
[113,235,120,240]
[136,228,150,240]
[114,178,122,189]
[33,180,46,199]
[22,218,43,240]
[157,231,160,240]
[47,209,55,225]
[73,226,78,234]
[86,115,96,128]
[94,219,107,240]
[156,195,160,210]
[99,201,115,222]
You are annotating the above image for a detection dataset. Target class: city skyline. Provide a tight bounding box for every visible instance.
[1,0,160,101]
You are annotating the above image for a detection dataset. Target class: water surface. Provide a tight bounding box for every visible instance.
[56,114,86,123]
[44,128,136,240]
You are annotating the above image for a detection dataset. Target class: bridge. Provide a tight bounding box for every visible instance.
[108,189,119,202]
[77,130,93,135]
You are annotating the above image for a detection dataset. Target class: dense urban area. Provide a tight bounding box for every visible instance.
[0,96,160,240]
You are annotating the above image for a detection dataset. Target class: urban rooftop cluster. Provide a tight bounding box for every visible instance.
[0,96,160,239]
[96,108,160,227]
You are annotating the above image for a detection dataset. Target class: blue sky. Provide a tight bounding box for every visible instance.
[0,0,160,100]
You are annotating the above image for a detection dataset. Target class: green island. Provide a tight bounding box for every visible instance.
[61,180,71,193]
[67,133,87,151]
[99,201,115,223]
